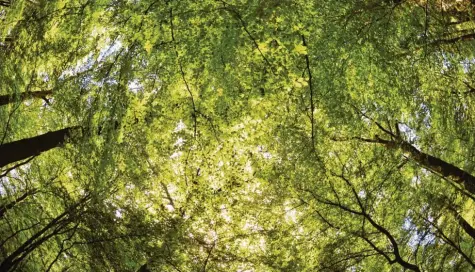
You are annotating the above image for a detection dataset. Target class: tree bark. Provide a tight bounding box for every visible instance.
[396,140,475,195]
[356,137,475,195]
[455,212,475,240]
[0,120,120,168]
[0,126,81,168]
[431,33,475,47]
[446,204,475,240]
[0,90,52,107]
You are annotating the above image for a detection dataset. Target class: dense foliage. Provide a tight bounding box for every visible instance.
[1,0,475,271]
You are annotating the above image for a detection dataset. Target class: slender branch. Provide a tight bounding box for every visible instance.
[319,251,383,271]
[0,188,38,219]
[307,187,420,271]
[202,241,216,272]
[0,99,22,145]
[169,7,198,138]
[422,215,475,269]
[361,236,393,263]
[217,0,275,75]
[0,156,37,179]
[301,34,315,149]
[0,222,41,248]
[160,182,175,209]
[0,196,89,271]
[45,223,79,272]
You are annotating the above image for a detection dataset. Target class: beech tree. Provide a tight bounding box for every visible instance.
[1,0,475,271]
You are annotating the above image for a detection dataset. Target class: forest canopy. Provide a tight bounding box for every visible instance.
[1,0,475,271]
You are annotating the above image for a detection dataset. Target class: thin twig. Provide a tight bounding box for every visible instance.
[301,34,315,149]
[217,0,275,75]
[0,156,36,178]
[169,7,198,138]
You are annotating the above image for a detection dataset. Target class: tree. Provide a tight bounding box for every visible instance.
[0,90,52,107]
[0,126,80,168]
[1,0,475,271]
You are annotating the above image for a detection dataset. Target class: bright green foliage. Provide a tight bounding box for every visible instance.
[1,0,475,271]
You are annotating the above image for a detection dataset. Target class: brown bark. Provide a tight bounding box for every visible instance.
[0,120,120,169]
[0,126,81,168]
[359,137,475,195]
[445,204,475,240]
[431,33,475,47]
[455,212,475,240]
[429,193,475,241]
[397,140,475,194]
[137,264,151,272]
[0,90,52,107]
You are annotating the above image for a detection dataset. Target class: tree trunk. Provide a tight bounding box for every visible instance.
[445,203,475,240]
[431,33,475,47]
[0,126,81,168]
[357,137,475,195]
[397,140,475,195]
[0,90,52,107]
[455,212,475,240]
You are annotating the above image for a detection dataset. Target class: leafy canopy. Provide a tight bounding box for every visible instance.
[1,0,475,271]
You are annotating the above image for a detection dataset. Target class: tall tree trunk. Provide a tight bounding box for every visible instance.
[394,140,475,195]
[453,211,475,240]
[0,1,10,7]
[0,121,119,168]
[444,203,475,240]
[431,33,475,47]
[0,90,52,107]
[356,137,475,195]
[0,126,81,168]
